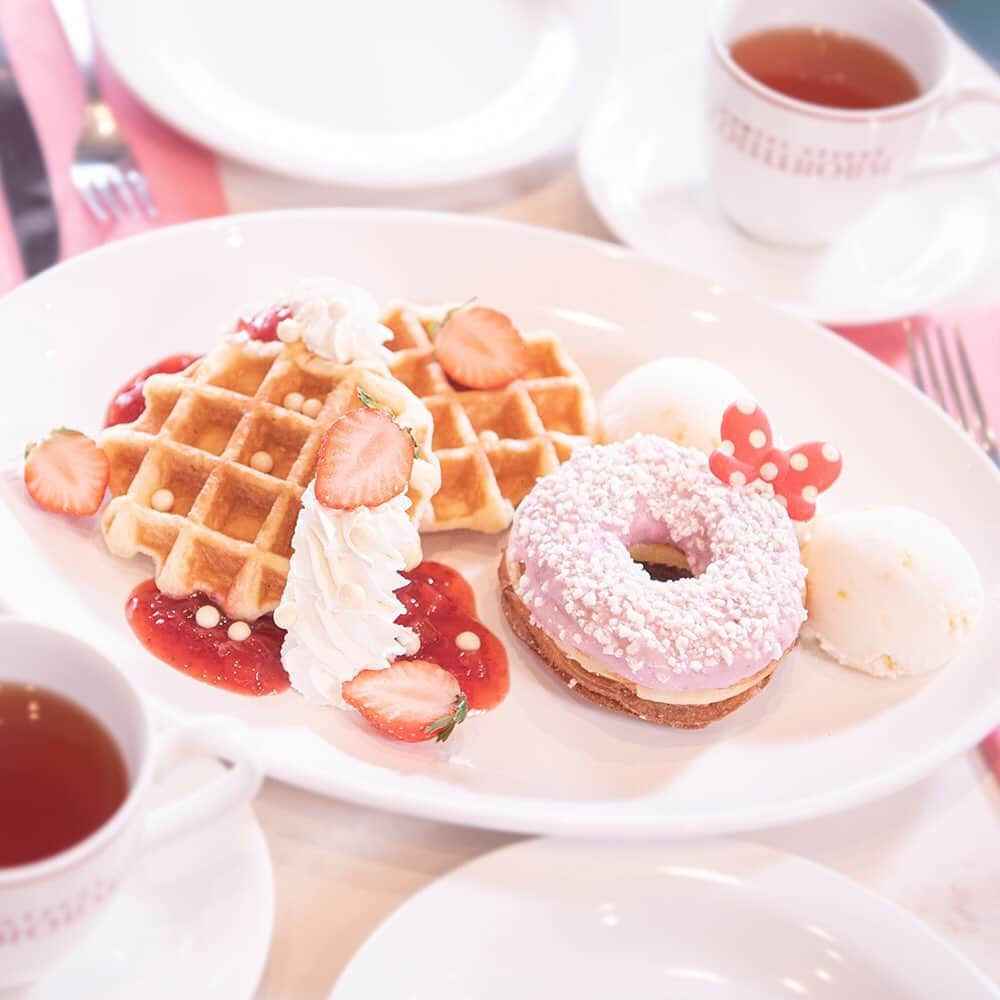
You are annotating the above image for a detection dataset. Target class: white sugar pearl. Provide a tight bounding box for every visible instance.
[400,631,421,656]
[790,452,809,471]
[748,429,766,449]
[455,631,481,652]
[227,620,251,642]
[283,392,304,412]
[249,450,274,474]
[150,488,174,512]
[302,397,322,419]
[718,439,735,456]
[276,318,300,343]
[195,604,220,629]
[728,471,747,487]
[822,443,840,463]
[479,429,499,443]
[273,604,298,630]
[759,462,779,482]
[801,485,819,503]
[736,398,757,415]
[776,494,789,508]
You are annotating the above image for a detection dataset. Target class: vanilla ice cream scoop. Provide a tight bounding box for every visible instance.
[802,506,984,677]
[599,357,750,454]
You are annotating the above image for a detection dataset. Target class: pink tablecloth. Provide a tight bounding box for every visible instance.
[0,0,227,294]
[837,311,1000,407]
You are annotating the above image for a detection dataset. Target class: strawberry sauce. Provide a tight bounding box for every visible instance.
[125,580,289,696]
[236,303,293,342]
[397,561,509,710]
[104,354,202,427]
[124,562,507,708]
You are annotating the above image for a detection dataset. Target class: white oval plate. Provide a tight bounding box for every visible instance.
[21,761,272,1000]
[0,210,998,838]
[91,0,614,188]
[329,838,998,999]
[578,51,1000,325]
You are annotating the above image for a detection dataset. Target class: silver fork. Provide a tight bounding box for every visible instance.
[906,319,1000,466]
[51,0,157,222]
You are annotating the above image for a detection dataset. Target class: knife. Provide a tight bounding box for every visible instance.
[0,26,59,278]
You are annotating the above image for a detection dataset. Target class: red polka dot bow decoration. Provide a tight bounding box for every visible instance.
[708,400,842,521]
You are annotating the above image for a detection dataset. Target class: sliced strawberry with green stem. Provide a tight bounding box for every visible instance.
[434,305,528,390]
[314,406,415,510]
[342,659,468,743]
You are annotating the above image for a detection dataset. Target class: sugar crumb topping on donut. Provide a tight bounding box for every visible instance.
[507,435,807,693]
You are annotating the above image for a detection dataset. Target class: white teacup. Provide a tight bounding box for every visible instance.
[0,619,262,988]
[705,0,1000,247]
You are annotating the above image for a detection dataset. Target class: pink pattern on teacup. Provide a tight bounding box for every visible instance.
[0,877,117,947]
[711,108,894,179]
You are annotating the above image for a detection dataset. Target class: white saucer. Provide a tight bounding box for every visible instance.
[10,761,273,1000]
[92,0,615,188]
[330,838,998,999]
[578,50,1000,325]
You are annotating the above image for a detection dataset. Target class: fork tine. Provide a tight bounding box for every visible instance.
[934,325,972,433]
[905,322,927,393]
[76,180,110,224]
[109,170,140,218]
[91,178,123,221]
[918,321,948,410]
[125,168,158,219]
[954,328,1000,465]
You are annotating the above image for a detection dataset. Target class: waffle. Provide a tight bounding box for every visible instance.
[381,304,596,532]
[100,337,439,622]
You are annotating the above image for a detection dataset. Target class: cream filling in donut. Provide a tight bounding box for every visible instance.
[564,643,777,705]
[505,549,778,705]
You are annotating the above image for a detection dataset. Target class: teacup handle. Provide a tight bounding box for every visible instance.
[142,718,262,849]
[911,82,1000,175]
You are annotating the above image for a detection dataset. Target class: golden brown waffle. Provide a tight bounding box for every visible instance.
[381,304,596,532]
[99,337,439,622]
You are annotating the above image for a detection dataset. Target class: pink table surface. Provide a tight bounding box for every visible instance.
[0,0,226,294]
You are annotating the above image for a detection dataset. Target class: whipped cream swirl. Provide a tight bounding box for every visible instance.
[277,276,393,366]
[278,484,421,705]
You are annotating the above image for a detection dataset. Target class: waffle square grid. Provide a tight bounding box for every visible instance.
[100,337,436,621]
[382,304,597,533]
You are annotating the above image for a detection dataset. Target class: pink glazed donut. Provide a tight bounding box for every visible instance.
[500,434,807,728]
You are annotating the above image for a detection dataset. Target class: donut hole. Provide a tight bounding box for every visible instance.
[629,542,694,582]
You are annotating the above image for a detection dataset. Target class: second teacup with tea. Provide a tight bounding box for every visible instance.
[705,0,1000,246]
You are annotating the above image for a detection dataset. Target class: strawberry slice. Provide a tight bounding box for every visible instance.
[314,407,414,510]
[342,659,468,743]
[24,429,109,516]
[434,305,528,390]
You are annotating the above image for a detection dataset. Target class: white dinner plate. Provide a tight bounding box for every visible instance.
[16,761,273,1000]
[91,0,614,188]
[578,51,1000,325]
[0,210,998,838]
[329,838,998,999]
